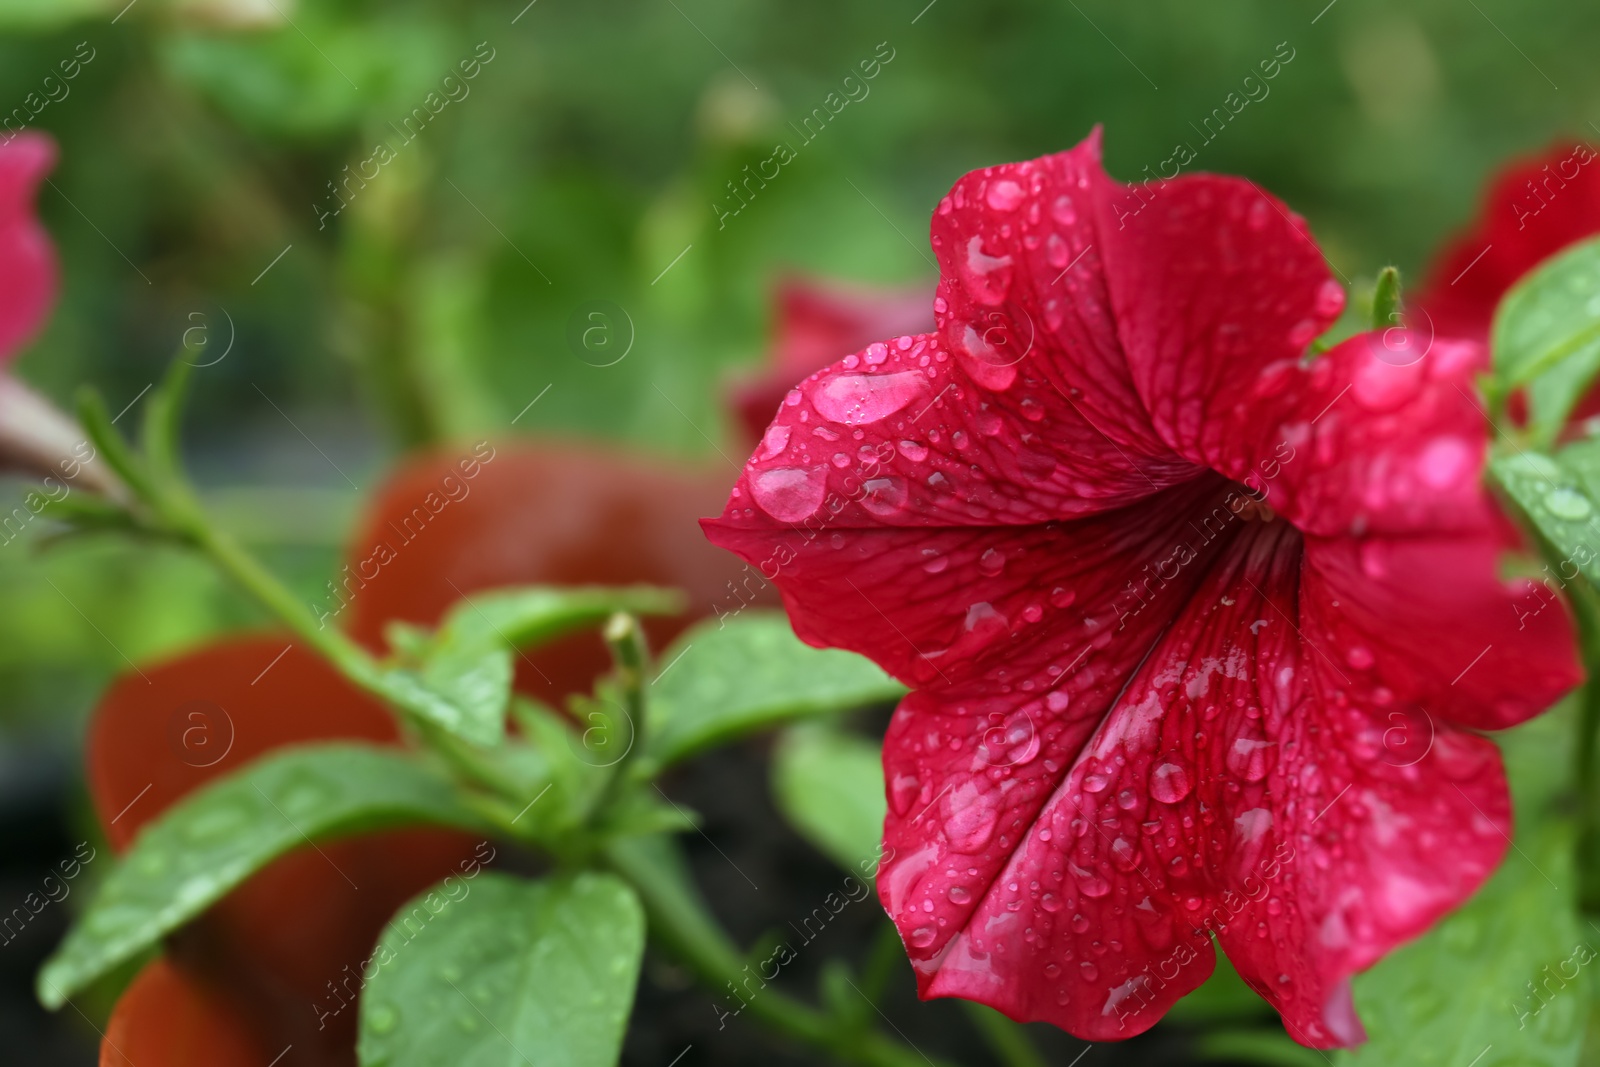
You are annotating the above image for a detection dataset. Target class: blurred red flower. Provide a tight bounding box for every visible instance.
[704,130,1580,1048]
[1415,139,1600,344]
[0,132,56,364]
[730,275,931,445]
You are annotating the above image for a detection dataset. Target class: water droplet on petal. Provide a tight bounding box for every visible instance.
[1314,279,1345,318]
[1150,762,1192,804]
[985,179,1026,212]
[750,467,825,522]
[943,788,999,851]
[860,476,909,517]
[814,371,929,425]
[757,424,791,460]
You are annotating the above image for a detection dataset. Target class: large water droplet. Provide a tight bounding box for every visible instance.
[985,179,1026,212]
[1227,738,1276,782]
[859,476,909,517]
[758,424,791,460]
[1545,487,1593,520]
[961,235,1014,306]
[814,371,929,425]
[750,467,825,522]
[1150,762,1192,804]
[944,790,1000,851]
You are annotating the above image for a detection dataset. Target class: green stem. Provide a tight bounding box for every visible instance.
[185,518,368,674]
[605,837,956,1067]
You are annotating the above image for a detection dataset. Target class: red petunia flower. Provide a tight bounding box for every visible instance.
[730,276,931,445]
[702,130,1581,1048]
[0,132,56,364]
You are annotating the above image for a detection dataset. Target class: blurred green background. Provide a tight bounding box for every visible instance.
[1,0,1596,827]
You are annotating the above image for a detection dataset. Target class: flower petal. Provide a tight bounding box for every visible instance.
[707,326,1191,550]
[882,520,1511,1048]
[1095,170,1344,474]
[0,132,57,364]
[926,131,1194,500]
[710,475,1233,689]
[1300,529,1580,730]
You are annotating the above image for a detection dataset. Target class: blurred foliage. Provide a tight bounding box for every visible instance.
[2,0,1599,738]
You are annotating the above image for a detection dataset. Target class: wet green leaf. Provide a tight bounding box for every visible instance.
[357,872,643,1067]
[1491,235,1600,444]
[38,743,484,1009]
[643,612,904,770]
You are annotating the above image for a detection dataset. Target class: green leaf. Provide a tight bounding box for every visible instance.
[1488,449,1600,591]
[38,744,485,1009]
[1490,234,1600,444]
[377,584,683,747]
[643,611,905,770]
[771,723,887,874]
[1336,717,1588,1067]
[357,872,644,1067]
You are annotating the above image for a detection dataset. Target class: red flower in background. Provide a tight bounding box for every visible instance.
[93,443,750,1066]
[1415,139,1600,344]
[0,132,57,363]
[703,131,1580,1047]
[730,276,931,445]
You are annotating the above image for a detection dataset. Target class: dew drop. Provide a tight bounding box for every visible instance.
[1545,487,1593,520]
[814,371,929,425]
[985,179,1026,212]
[1150,762,1192,804]
[750,467,825,522]
[1314,279,1345,318]
[860,476,909,517]
[368,1003,399,1035]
